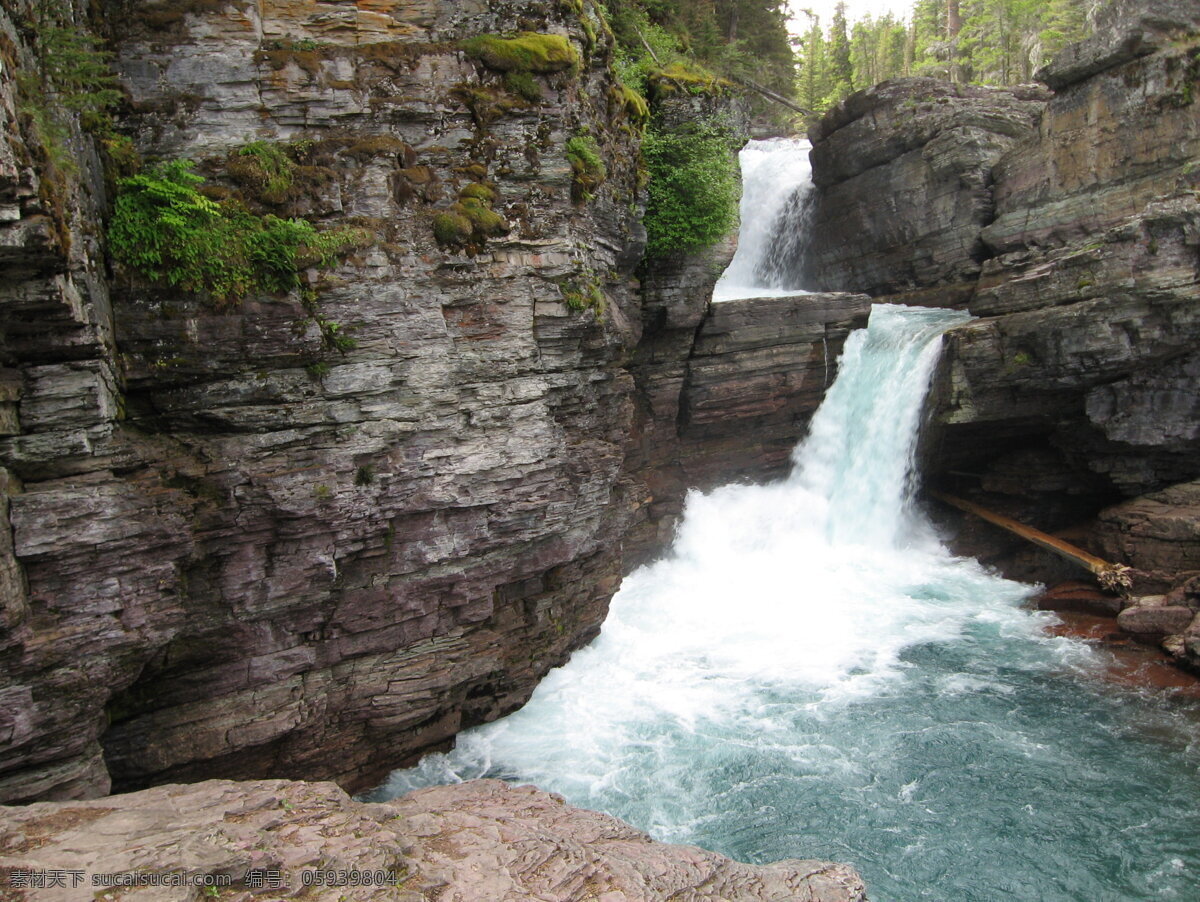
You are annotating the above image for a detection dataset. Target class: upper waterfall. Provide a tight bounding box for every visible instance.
[712,137,815,302]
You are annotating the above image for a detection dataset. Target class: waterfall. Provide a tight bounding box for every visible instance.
[371,303,1200,901]
[712,137,815,302]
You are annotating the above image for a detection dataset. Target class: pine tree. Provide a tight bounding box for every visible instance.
[795,14,830,112]
[828,1,854,101]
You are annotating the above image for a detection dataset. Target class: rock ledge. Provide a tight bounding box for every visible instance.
[0,778,868,901]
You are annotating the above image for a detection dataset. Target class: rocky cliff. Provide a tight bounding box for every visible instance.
[0,0,652,803]
[0,0,862,807]
[802,0,1200,669]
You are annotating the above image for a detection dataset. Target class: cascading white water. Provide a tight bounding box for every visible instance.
[712,137,815,301]
[371,304,1200,901]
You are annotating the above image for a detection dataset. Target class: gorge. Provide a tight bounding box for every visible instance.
[0,0,1199,898]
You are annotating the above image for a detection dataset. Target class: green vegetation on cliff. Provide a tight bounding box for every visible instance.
[109,159,367,303]
[642,120,739,257]
[602,0,796,99]
[587,1,788,256]
[461,32,580,73]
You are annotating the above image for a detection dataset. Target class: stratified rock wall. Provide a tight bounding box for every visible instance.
[0,0,861,805]
[802,79,1048,297]
[0,0,650,802]
[940,0,1200,497]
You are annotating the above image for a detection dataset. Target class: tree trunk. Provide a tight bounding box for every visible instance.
[930,491,1133,593]
[946,0,962,36]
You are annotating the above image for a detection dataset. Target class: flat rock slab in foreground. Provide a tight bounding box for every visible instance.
[0,778,867,901]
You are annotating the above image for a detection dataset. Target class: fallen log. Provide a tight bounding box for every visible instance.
[930,490,1133,594]
[723,73,817,118]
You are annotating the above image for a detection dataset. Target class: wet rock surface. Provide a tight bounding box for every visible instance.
[0,778,869,902]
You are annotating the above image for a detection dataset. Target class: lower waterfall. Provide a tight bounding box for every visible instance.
[372,306,1200,901]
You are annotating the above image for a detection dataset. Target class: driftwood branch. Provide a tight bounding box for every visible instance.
[723,73,817,118]
[930,491,1133,593]
[630,30,814,118]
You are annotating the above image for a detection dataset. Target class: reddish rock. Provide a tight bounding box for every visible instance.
[1035,581,1117,615]
[1116,604,1196,639]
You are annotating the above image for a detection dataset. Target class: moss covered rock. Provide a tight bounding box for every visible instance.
[461,32,579,74]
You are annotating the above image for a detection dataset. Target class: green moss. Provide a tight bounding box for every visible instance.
[458,197,509,236]
[615,83,649,125]
[565,134,607,202]
[459,182,496,203]
[451,83,521,129]
[344,135,411,161]
[460,33,579,74]
[432,182,509,247]
[503,70,543,102]
[433,211,473,244]
[647,60,730,99]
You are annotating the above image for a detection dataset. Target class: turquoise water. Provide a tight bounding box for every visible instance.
[372,306,1200,901]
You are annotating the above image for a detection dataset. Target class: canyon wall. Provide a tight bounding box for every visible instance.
[803,0,1200,666]
[0,0,854,803]
[0,0,646,802]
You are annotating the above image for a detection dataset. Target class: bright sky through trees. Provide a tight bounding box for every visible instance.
[790,0,910,32]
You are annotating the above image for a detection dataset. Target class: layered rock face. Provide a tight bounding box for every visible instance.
[0,0,653,803]
[0,0,866,807]
[802,1,1200,668]
[0,778,868,901]
[801,79,1049,299]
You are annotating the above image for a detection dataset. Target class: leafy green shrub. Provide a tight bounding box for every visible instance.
[565,134,607,202]
[461,33,579,74]
[642,121,739,257]
[109,159,364,302]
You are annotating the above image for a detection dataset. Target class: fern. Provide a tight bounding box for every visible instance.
[109,160,367,303]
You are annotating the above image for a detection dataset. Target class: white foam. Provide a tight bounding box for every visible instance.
[374,306,1044,808]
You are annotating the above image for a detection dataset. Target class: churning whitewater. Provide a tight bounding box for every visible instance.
[712,137,814,301]
[374,303,1200,901]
